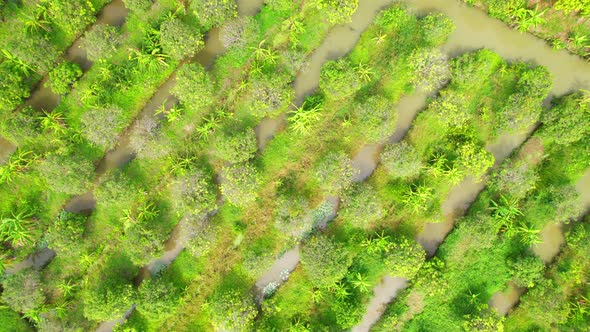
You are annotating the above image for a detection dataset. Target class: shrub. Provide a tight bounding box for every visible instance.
[409,49,450,93]
[312,0,359,24]
[495,93,542,134]
[508,256,545,288]
[48,0,96,37]
[220,163,261,207]
[420,13,454,46]
[384,237,426,279]
[172,63,214,112]
[340,183,385,229]
[208,290,257,331]
[46,211,86,255]
[47,62,82,95]
[300,235,353,288]
[540,92,590,146]
[274,196,313,241]
[169,169,217,216]
[128,114,170,159]
[123,0,153,13]
[490,160,538,199]
[1,269,45,313]
[212,127,258,163]
[81,105,125,150]
[190,0,238,30]
[243,72,294,118]
[4,34,58,73]
[81,25,122,62]
[0,69,29,114]
[354,95,398,143]
[516,66,552,100]
[183,218,217,258]
[83,283,135,322]
[137,278,177,319]
[380,142,423,179]
[160,18,204,61]
[457,143,495,180]
[39,153,94,195]
[220,17,252,48]
[319,59,362,101]
[313,152,357,195]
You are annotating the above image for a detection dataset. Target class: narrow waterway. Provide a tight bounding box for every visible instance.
[255,0,397,149]
[24,0,129,113]
[352,276,407,332]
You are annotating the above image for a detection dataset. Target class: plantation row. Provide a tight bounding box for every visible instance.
[0,0,589,331]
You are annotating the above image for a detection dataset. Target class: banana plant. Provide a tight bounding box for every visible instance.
[0,208,35,247]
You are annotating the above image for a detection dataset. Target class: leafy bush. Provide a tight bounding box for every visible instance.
[47,61,82,95]
[137,278,177,319]
[495,93,541,134]
[508,255,545,288]
[490,159,538,199]
[300,235,353,288]
[160,18,204,61]
[81,25,122,62]
[39,153,94,195]
[274,196,313,241]
[1,269,45,313]
[83,283,135,322]
[212,127,258,163]
[420,13,455,46]
[457,143,495,180]
[409,49,450,93]
[123,0,153,13]
[354,95,398,143]
[172,63,214,112]
[540,92,590,146]
[169,169,217,216]
[190,0,238,30]
[183,218,217,258]
[0,69,29,114]
[312,0,359,24]
[380,142,423,179]
[313,152,357,195]
[340,183,385,229]
[46,211,86,255]
[319,59,362,101]
[81,105,125,150]
[48,0,96,37]
[220,163,261,207]
[208,290,257,331]
[243,72,294,118]
[384,237,425,279]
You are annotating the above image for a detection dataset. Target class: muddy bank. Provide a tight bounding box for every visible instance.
[4,248,56,274]
[254,247,300,302]
[352,276,407,332]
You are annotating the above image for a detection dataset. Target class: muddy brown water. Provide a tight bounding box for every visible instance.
[352,276,408,332]
[489,281,525,316]
[0,136,16,164]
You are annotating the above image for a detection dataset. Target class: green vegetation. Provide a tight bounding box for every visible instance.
[0,1,589,331]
